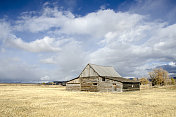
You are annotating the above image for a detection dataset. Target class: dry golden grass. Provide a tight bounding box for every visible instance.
[0,84,176,117]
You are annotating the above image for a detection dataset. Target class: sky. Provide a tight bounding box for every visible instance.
[0,0,176,82]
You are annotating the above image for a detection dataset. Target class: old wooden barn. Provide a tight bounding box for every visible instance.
[66,64,140,92]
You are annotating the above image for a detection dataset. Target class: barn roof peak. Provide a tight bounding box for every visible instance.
[81,63,121,77]
[88,63,112,67]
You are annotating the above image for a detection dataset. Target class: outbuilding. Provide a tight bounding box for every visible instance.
[66,64,140,92]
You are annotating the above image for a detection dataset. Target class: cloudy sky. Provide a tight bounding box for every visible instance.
[0,0,176,82]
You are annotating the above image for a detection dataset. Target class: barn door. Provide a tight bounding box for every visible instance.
[112,83,117,91]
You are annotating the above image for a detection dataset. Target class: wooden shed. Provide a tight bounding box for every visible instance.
[66,64,140,92]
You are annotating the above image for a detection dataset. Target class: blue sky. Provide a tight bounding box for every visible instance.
[0,0,128,16]
[0,0,176,82]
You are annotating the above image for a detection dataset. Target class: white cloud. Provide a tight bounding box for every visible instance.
[128,0,176,23]
[15,7,143,39]
[0,56,70,82]
[6,36,61,52]
[0,48,6,53]
[169,62,176,66]
[39,38,87,78]
[1,5,176,81]
[89,20,176,77]
[0,21,11,41]
[15,7,74,33]
[40,75,50,81]
[40,57,56,64]
[62,9,142,37]
[100,5,106,10]
[0,57,42,82]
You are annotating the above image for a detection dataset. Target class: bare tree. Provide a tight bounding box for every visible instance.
[149,68,169,86]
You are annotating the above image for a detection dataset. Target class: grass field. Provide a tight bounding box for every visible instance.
[0,84,176,117]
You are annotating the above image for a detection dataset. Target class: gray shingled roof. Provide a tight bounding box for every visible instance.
[89,64,139,83]
[89,64,121,77]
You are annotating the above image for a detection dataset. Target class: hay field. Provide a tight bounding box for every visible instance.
[0,84,176,117]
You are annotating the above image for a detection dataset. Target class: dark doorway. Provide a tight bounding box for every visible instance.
[112,83,117,91]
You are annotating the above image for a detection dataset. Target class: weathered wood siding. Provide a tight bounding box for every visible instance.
[66,78,80,91]
[98,77,123,92]
[122,82,140,91]
[80,76,123,92]
[66,76,140,92]
[80,65,98,77]
[80,77,99,92]
[66,83,80,91]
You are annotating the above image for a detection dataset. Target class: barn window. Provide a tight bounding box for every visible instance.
[93,83,97,85]
[102,78,105,81]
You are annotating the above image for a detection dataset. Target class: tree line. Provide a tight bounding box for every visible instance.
[140,68,175,86]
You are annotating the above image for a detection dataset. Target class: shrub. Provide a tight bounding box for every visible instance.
[140,78,149,85]
[171,78,175,85]
[149,68,169,86]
